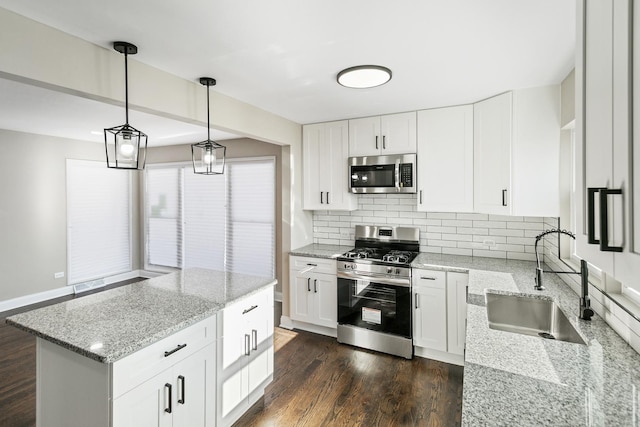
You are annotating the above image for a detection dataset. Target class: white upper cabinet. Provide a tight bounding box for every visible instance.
[576,0,640,296]
[303,121,357,211]
[473,92,513,215]
[348,112,417,157]
[474,87,560,217]
[417,105,474,212]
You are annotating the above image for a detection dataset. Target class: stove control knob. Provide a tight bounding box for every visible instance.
[396,268,401,275]
[387,267,393,274]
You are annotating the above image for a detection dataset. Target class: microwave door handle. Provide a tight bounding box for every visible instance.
[395,161,400,191]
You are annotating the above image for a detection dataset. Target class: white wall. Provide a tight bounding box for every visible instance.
[0,129,142,301]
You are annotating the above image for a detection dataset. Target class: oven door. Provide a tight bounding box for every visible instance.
[337,276,411,338]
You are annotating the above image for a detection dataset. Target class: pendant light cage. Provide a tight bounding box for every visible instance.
[192,77,226,175]
[105,41,148,170]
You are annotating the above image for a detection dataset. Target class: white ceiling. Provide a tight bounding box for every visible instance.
[0,0,576,142]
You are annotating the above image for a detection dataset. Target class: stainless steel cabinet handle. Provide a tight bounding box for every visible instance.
[320,192,324,204]
[314,279,318,293]
[502,189,508,207]
[242,305,258,314]
[599,188,623,252]
[178,375,185,404]
[252,329,258,351]
[419,190,423,205]
[245,334,251,356]
[164,343,187,357]
[383,135,386,149]
[164,383,172,413]
[415,294,419,309]
[420,276,436,280]
[327,192,330,204]
[307,277,311,292]
[375,135,379,149]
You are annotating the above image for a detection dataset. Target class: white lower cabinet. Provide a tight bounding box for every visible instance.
[289,256,337,332]
[112,344,214,427]
[217,287,275,427]
[412,268,468,365]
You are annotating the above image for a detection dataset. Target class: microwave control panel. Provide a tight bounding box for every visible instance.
[400,163,413,188]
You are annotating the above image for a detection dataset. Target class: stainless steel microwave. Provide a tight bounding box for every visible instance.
[349,153,417,194]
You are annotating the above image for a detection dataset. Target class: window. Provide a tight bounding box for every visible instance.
[144,158,275,278]
[66,159,132,284]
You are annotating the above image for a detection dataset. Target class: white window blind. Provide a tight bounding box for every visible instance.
[67,159,131,284]
[145,158,275,278]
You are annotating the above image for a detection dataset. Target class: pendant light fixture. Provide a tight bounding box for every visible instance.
[192,77,226,175]
[104,41,147,170]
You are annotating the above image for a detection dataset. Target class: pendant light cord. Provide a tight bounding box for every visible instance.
[206,84,211,141]
[124,50,129,125]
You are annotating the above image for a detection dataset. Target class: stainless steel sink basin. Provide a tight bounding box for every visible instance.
[485,292,586,345]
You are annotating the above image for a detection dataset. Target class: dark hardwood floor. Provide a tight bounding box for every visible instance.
[1,284,464,427]
[235,329,463,427]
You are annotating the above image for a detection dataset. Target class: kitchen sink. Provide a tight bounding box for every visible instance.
[485,292,586,345]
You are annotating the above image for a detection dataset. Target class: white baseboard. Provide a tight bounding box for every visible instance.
[279,316,337,338]
[0,270,151,314]
[0,285,73,313]
[414,346,464,366]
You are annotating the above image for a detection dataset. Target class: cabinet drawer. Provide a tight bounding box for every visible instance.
[290,256,336,275]
[412,269,446,289]
[112,316,216,399]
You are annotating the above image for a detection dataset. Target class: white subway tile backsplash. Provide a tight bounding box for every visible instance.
[311,194,548,259]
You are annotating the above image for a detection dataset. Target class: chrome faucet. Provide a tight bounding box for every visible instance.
[534,229,594,321]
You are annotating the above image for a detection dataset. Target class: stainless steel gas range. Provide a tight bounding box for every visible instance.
[336,225,420,359]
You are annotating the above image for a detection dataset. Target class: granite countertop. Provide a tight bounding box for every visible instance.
[6,268,276,363]
[413,253,640,426]
[290,243,353,259]
[291,244,640,425]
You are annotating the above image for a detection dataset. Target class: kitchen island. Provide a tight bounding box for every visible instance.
[6,268,277,427]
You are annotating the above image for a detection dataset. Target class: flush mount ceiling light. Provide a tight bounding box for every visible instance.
[337,65,392,89]
[191,77,226,175]
[104,41,147,170]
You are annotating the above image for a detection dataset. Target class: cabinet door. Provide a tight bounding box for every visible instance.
[574,0,616,273]
[349,116,381,156]
[313,273,337,328]
[173,346,214,427]
[417,106,473,212]
[326,121,356,209]
[474,92,512,215]
[112,371,173,427]
[302,123,326,210]
[413,286,447,352]
[248,345,273,394]
[380,112,417,155]
[446,273,468,356]
[290,273,313,323]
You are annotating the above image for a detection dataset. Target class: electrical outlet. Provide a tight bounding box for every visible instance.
[54,272,65,279]
[482,239,496,247]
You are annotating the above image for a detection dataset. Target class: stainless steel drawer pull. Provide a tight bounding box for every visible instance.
[242,305,258,314]
[420,276,437,280]
[306,263,317,266]
[178,375,185,404]
[164,343,187,357]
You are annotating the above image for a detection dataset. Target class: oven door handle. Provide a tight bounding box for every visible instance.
[337,271,411,287]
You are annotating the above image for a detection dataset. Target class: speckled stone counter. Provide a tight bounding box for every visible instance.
[413,253,640,426]
[290,243,353,259]
[6,268,276,363]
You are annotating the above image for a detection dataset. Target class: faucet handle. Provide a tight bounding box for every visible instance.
[534,267,545,290]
